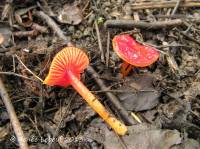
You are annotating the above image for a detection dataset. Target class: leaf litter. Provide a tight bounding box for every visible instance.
[0,0,200,148]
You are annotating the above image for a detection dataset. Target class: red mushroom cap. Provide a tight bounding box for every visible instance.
[112,34,159,67]
[44,47,89,87]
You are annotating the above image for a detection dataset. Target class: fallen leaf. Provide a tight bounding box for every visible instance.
[53,106,75,128]
[104,125,181,149]
[75,104,96,123]
[118,75,160,111]
[58,4,83,25]
[83,120,182,149]
[171,139,200,149]
[0,23,12,47]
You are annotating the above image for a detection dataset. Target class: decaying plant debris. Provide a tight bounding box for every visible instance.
[0,0,200,148]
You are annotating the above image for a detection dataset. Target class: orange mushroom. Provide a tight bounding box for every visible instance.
[44,47,127,135]
[112,34,159,77]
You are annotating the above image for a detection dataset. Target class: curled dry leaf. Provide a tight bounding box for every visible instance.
[58,4,83,25]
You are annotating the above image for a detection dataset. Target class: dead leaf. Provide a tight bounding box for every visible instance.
[118,75,160,111]
[53,106,75,128]
[104,125,181,149]
[75,104,96,123]
[83,120,182,149]
[171,139,200,149]
[82,118,106,144]
[0,24,12,47]
[58,4,83,25]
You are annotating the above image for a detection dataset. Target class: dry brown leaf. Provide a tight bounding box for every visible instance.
[58,4,83,25]
[0,24,12,47]
[118,75,160,111]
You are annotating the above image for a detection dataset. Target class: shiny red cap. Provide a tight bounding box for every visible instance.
[112,34,159,67]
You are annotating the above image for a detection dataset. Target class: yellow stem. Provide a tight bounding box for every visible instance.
[67,70,127,135]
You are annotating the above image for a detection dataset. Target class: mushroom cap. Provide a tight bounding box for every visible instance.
[112,34,159,67]
[44,47,89,87]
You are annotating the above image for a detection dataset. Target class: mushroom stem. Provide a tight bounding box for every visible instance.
[121,61,134,77]
[66,70,128,135]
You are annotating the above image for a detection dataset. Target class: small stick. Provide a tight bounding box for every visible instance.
[92,89,135,93]
[33,10,71,43]
[86,66,135,125]
[104,19,183,30]
[82,0,90,12]
[13,30,38,37]
[131,112,142,123]
[177,29,200,46]
[0,71,34,81]
[131,1,200,10]
[37,0,55,16]
[171,0,183,15]
[15,55,43,82]
[31,23,48,33]
[106,31,110,67]
[0,78,29,149]
[94,20,105,63]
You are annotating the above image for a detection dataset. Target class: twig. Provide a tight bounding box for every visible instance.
[131,112,142,123]
[154,44,191,48]
[31,23,48,33]
[92,89,155,93]
[131,0,200,10]
[37,0,55,16]
[171,0,183,15]
[86,66,135,125]
[82,0,90,12]
[106,31,110,67]
[33,10,71,44]
[13,30,38,37]
[0,78,29,149]
[104,19,183,30]
[92,89,135,93]
[1,0,13,21]
[94,20,105,63]
[176,29,200,45]
[0,71,34,81]
[15,55,43,82]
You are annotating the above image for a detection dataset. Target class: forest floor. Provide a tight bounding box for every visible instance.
[0,0,200,149]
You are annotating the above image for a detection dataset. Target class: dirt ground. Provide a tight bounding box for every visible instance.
[0,0,200,149]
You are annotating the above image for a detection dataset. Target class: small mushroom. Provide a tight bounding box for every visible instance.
[44,47,127,135]
[112,34,159,76]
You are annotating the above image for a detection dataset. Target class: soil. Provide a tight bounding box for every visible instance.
[0,0,200,149]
